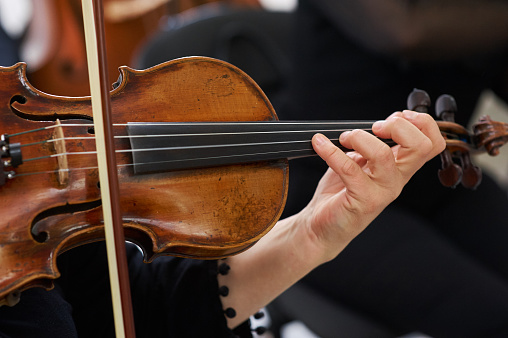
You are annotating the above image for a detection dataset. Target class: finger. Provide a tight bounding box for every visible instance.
[400,110,446,156]
[375,117,428,152]
[374,111,445,158]
[385,111,403,119]
[338,129,397,182]
[312,133,369,190]
[371,113,443,177]
[347,151,368,168]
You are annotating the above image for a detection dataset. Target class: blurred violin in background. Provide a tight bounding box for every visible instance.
[22,0,261,96]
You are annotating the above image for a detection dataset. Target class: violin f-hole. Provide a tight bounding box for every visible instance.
[9,95,27,106]
[31,199,102,243]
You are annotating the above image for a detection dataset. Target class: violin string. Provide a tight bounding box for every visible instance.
[117,127,369,139]
[13,135,462,178]
[8,124,94,137]
[7,121,376,138]
[8,120,463,143]
[20,136,96,148]
[21,136,343,163]
[14,139,341,177]
[15,125,377,153]
[12,126,376,141]
[16,128,461,164]
[120,121,376,125]
[8,121,462,155]
[9,117,461,178]
[15,129,459,159]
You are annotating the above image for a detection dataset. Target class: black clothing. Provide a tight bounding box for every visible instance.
[0,243,251,338]
[0,23,19,67]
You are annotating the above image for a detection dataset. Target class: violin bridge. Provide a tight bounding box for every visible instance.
[53,119,69,186]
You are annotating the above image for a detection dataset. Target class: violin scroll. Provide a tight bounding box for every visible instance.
[472,115,508,156]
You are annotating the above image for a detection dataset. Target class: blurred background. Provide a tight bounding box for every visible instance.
[1,1,508,337]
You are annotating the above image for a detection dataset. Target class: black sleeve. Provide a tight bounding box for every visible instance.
[127,244,253,338]
[55,242,252,338]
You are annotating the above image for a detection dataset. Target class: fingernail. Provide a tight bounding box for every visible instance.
[313,133,327,145]
[402,110,418,120]
[372,120,384,130]
[339,131,350,142]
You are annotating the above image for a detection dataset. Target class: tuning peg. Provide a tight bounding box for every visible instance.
[407,89,431,113]
[436,94,457,122]
[457,152,482,189]
[438,150,462,188]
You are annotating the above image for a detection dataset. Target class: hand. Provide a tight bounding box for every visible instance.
[220,111,445,329]
[300,110,445,262]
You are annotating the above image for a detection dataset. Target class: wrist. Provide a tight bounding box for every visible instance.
[279,209,337,270]
[293,203,356,265]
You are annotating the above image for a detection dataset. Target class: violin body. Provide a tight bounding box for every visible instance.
[0,57,287,303]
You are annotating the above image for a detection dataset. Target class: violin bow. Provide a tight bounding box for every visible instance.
[81,1,135,337]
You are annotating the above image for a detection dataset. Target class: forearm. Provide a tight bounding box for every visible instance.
[218,212,349,329]
[218,113,445,329]
[312,0,508,60]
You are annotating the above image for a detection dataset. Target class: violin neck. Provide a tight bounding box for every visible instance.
[127,121,388,174]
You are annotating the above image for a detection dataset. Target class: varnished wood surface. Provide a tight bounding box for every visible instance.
[0,57,287,302]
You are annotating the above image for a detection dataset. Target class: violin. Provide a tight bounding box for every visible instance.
[0,56,507,309]
[407,88,508,189]
[24,0,171,97]
[23,0,262,97]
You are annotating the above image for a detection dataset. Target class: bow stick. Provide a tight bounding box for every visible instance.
[81,1,135,337]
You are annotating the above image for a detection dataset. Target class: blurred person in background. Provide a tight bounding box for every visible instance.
[276,1,508,337]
